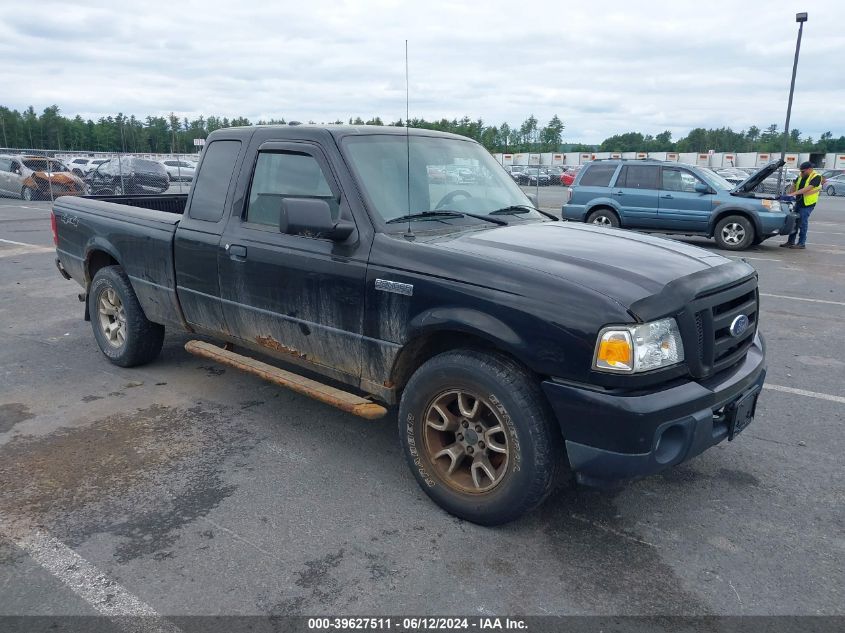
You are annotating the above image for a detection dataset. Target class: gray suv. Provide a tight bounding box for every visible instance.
[562,159,797,250]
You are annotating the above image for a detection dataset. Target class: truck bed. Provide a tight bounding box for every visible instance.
[54,194,187,329]
[82,193,188,215]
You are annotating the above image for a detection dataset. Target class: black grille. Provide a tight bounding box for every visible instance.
[681,277,758,379]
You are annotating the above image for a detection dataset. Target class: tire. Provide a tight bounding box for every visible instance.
[88,265,164,367]
[114,183,124,196]
[21,187,34,201]
[398,349,563,525]
[586,208,620,227]
[827,186,836,197]
[714,215,755,251]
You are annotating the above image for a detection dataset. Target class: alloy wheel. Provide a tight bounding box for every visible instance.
[423,390,510,494]
[97,288,127,348]
[721,222,746,245]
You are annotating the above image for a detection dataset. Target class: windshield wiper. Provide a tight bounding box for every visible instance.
[490,205,560,221]
[489,205,534,215]
[386,211,465,224]
[386,210,506,226]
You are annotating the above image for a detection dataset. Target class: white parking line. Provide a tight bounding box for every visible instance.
[760,293,845,307]
[764,384,845,405]
[728,256,781,262]
[0,524,181,632]
[0,237,54,255]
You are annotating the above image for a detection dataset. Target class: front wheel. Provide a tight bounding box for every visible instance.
[88,265,165,367]
[586,208,620,227]
[827,186,836,197]
[398,350,562,525]
[21,187,35,201]
[714,215,755,250]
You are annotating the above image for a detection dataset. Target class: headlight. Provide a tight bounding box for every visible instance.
[594,318,684,373]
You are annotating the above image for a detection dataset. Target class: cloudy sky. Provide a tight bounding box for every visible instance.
[2,0,842,143]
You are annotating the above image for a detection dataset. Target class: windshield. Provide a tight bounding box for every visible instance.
[22,159,68,172]
[343,134,544,224]
[695,167,733,191]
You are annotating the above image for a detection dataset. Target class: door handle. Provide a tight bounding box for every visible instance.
[225,243,247,259]
[661,194,674,199]
[615,191,625,195]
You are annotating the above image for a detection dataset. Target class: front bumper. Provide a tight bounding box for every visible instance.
[541,333,766,484]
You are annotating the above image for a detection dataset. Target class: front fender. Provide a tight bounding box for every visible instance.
[408,306,524,349]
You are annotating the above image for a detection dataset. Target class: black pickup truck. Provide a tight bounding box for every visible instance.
[53,125,766,525]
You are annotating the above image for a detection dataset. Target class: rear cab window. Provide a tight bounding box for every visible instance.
[188,140,242,223]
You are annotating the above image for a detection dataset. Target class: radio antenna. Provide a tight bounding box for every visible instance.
[404,39,415,241]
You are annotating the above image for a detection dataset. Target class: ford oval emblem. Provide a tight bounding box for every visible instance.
[730,314,750,338]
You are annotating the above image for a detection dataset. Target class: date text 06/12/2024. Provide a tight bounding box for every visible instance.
[307,617,528,630]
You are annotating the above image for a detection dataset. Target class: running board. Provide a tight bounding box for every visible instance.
[184,340,388,420]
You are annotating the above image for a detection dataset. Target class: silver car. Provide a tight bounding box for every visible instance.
[0,155,87,200]
[824,174,845,196]
[65,157,111,177]
[158,159,196,182]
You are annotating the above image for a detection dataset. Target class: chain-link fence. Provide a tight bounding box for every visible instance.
[0,147,199,203]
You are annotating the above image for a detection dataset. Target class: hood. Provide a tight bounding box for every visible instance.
[427,222,742,313]
[731,159,785,193]
[33,171,83,185]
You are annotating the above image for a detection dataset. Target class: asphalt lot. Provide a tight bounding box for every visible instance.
[0,192,843,622]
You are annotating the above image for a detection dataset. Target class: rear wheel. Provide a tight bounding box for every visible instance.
[88,265,164,367]
[21,187,35,201]
[398,349,562,525]
[714,215,755,251]
[586,208,620,227]
[827,185,836,197]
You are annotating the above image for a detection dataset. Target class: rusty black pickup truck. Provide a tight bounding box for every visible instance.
[53,125,766,525]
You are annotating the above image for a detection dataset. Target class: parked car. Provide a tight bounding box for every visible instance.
[53,125,767,525]
[158,159,196,182]
[562,158,796,250]
[506,165,526,182]
[65,157,111,177]
[824,174,845,196]
[517,167,550,186]
[542,166,565,184]
[445,165,476,184]
[715,168,748,186]
[85,157,169,195]
[427,166,446,183]
[820,169,845,181]
[0,155,86,200]
[560,166,582,186]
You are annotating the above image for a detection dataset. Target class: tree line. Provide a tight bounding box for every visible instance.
[1,105,843,155]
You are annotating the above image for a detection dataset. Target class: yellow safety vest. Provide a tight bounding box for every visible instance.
[793,170,821,206]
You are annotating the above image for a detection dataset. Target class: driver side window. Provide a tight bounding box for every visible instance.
[245,151,337,227]
[661,168,701,193]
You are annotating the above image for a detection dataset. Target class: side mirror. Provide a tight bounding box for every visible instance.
[526,193,539,208]
[280,198,354,241]
[694,182,711,194]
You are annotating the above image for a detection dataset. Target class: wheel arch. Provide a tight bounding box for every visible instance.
[708,207,761,238]
[389,318,537,394]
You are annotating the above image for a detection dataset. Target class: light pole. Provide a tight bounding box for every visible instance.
[777,11,807,196]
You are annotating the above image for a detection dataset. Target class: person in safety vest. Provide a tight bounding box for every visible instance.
[781,161,822,249]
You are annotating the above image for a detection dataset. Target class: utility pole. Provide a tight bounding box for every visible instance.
[778,12,808,196]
